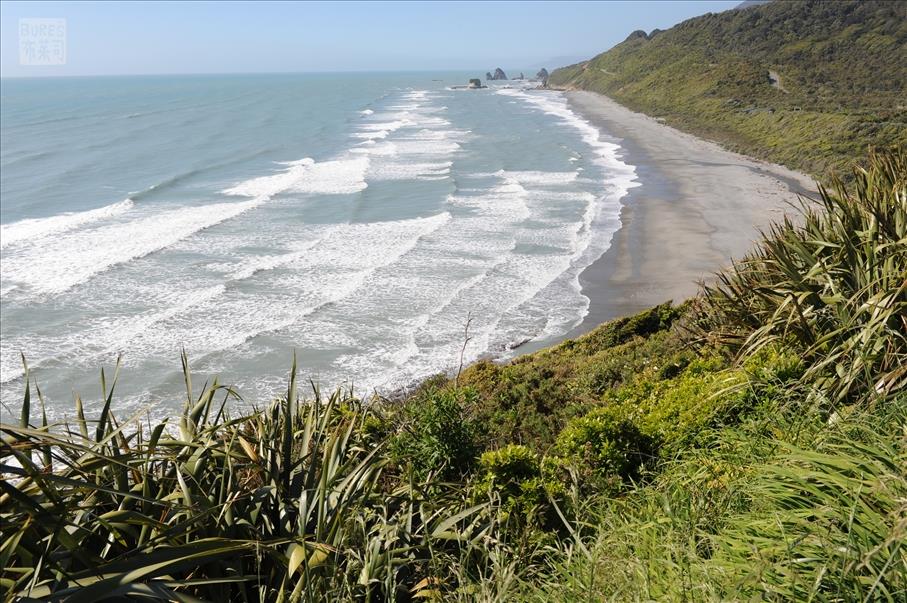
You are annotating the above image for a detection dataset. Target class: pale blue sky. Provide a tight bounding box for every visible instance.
[1,1,739,77]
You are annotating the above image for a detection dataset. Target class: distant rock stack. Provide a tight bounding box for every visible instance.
[491,67,508,80]
[486,72,494,81]
[536,68,549,88]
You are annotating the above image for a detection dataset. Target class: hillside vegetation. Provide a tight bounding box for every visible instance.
[2,149,904,600]
[549,0,907,177]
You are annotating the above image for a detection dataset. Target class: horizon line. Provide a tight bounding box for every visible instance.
[0,66,554,80]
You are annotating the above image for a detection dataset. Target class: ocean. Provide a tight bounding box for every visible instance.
[0,72,637,419]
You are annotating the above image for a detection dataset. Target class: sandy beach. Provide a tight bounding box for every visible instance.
[561,90,817,340]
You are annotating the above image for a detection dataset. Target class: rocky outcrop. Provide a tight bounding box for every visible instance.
[486,72,494,81]
[491,68,507,80]
[468,78,483,89]
[536,68,549,88]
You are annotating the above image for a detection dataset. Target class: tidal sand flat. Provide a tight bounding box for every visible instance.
[564,90,817,335]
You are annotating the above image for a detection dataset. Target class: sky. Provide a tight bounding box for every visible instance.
[0,1,740,77]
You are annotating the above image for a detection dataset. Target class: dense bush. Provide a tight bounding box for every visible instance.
[477,445,550,528]
[456,302,687,452]
[529,401,907,602]
[474,444,579,537]
[388,386,479,480]
[554,404,654,489]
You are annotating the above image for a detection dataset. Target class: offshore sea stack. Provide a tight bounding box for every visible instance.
[490,67,507,80]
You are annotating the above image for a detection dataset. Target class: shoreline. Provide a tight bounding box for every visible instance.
[554,90,816,342]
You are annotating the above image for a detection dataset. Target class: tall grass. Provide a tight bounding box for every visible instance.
[694,149,907,404]
[0,356,505,601]
[717,409,907,601]
[524,400,907,602]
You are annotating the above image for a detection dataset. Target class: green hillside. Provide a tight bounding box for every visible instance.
[549,0,907,177]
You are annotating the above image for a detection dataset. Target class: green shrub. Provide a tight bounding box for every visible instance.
[477,444,554,528]
[526,392,907,602]
[584,355,749,454]
[636,359,750,449]
[554,404,654,489]
[742,346,804,383]
[456,303,688,453]
[559,302,685,356]
[389,386,480,480]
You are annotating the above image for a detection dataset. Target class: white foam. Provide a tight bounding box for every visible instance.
[226,239,323,281]
[1,83,645,412]
[112,213,452,365]
[351,130,389,140]
[352,117,414,141]
[351,141,398,157]
[0,213,452,387]
[359,109,374,115]
[368,161,452,181]
[1,200,260,298]
[359,119,412,132]
[316,162,604,391]
[1,199,134,249]
[447,175,532,221]
[225,156,369,198]
[391,137,461,156]
[496,88,638,189]
[340,125,636,393]
[0,283,227,385]
[352,92,467,184]
[496,169,579,185]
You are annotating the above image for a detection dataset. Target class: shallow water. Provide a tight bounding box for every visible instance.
[0,72,637,419]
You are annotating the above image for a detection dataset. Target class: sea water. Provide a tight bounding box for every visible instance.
[0,72,637,419]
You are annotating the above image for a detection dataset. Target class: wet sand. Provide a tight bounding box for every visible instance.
[562,90,816,339]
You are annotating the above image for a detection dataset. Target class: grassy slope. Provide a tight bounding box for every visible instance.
[548,0,907,177]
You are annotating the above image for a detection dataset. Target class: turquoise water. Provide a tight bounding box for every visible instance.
[0,72,636,419]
